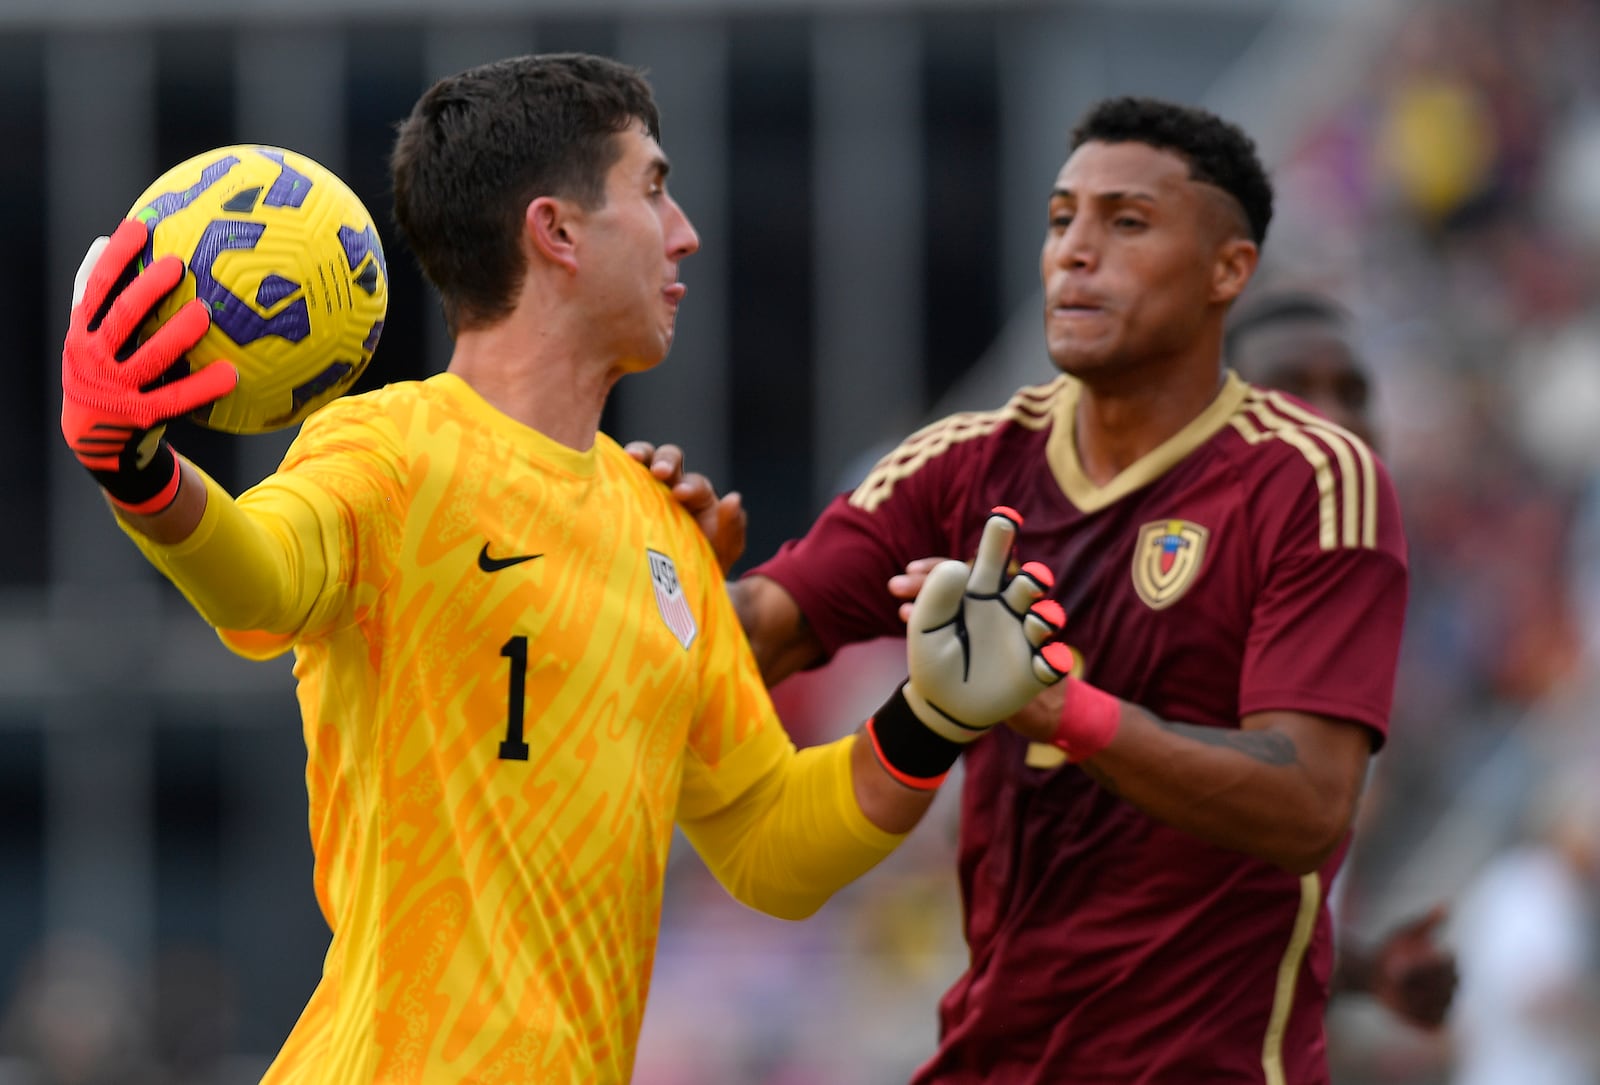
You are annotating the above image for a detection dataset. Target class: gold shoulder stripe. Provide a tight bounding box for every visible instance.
[1264,397,1361,548]
[1261,873,1321,1085]
[1237,398,1339,550]
[1261,391,1379,550]
[1232,390,1378,550]
[1009,380,1062,412]
[849,377,1067,513]
[1228,409,1269,444]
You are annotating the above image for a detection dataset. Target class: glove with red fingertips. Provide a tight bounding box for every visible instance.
[866,506,1072,790]
[61,219,238,514]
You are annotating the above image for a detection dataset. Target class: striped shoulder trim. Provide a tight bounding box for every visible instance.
[1229,389,1380,551]
[848,377,1065,513]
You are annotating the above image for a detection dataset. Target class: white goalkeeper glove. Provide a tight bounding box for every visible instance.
[866,506,1072,789]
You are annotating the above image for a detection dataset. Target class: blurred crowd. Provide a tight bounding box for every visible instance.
[1268,1,1600,1080]
[0,935,258,1085]
[7,1,1600,1082]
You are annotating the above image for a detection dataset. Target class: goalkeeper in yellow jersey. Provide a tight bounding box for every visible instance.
[58,53,1073,1085]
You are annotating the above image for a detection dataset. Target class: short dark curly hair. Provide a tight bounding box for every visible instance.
[1070,96,1273,246]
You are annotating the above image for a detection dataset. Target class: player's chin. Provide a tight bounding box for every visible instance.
[660,314,685,352]
[626,334,675,373]
[1046,340,1118,378]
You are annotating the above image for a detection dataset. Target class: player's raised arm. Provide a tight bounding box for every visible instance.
[60,219,237,543]
[60,220,346,639]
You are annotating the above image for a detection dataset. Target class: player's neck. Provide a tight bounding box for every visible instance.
[1073,357,1225,486]
[447,314,614,452]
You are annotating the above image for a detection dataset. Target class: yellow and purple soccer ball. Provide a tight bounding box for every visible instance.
[128,144,387,434]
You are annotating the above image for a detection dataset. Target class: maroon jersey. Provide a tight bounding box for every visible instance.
[752,373,1407,1084]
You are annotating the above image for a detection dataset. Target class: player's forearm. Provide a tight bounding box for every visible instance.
[681,735,903,920]
[1080,705,1358,875]
[728,576,826,685]
[116,463,323,635]
[114,457,209,544]
[849,722,939,833]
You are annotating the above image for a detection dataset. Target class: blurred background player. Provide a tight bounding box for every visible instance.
[1223,289,1376,446]
[1224,287,1459,1033]
[56,52,1065,1085]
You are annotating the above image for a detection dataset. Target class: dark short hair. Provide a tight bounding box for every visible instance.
[391,52,661,335]
[1223,289,1351,362]
[1070,96,1273,246]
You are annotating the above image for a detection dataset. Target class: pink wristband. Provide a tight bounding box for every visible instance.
[1049,679,1121,762]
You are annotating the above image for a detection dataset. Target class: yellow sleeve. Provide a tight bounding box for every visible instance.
[115,394,408,660]
[674,544,903,920]
[116,463,344,659]
[678,730,904,920]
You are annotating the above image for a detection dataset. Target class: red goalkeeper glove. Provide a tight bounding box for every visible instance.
[60,219,238,514]
[866,507,1074,789]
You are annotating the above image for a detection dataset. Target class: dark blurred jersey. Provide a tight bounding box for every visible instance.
[752,372,1407,1084]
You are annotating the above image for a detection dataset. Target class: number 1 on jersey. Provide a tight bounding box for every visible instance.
[498,634,530,761]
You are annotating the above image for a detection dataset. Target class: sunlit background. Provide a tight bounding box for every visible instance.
[1,0,1598,1082]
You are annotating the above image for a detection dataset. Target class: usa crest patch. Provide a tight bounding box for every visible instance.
[648,549,697,649]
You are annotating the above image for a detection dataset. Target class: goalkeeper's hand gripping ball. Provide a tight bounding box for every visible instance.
[60,219,237,514]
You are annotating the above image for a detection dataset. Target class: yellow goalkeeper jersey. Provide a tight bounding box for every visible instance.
[125,373,899,1084]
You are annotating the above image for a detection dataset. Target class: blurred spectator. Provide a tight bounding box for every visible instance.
[149,944,238,1085]
[1224,289,1376,445]
[0,933,152,1085]
[1225,288,1460,1035]
[1448,764,1600,1085]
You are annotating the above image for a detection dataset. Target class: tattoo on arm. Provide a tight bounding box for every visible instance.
[1164,721,1300,766]
[1079,759,1120,795]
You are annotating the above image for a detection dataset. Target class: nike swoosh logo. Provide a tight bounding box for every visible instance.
[478,543,543,573]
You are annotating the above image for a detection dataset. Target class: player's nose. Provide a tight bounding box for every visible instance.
[1046,223,1098,273]
[666,195,699,260]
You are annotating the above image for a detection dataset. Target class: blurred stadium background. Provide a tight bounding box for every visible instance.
[2,0,1599,1081]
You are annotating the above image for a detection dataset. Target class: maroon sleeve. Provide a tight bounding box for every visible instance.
[748,451,963,660]
[1238,456,1408,747]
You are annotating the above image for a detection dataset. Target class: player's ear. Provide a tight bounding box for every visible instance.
[1209,236,1257,306]
[527,196,579,274]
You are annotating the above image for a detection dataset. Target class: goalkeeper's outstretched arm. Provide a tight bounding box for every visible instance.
[61,221,327,637]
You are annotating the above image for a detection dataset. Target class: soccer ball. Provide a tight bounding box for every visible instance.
[127,144,388,434]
